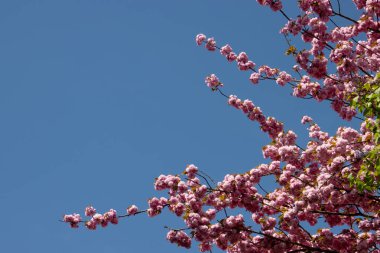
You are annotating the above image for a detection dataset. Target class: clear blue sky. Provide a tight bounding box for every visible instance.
[0,1,360,252]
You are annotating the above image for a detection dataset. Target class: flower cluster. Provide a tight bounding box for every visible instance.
[64,119,378,250]
[85,208,118,230]
[204,74,222,90]
[127,205,138,215]
[196,0,380,122]
[228,94,283,139]
[196,34,256,72]
[63,1,380,252]
[166,230,192,249]
[63,213,81,228]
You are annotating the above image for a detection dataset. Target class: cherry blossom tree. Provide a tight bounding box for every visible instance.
[63,1,380,252]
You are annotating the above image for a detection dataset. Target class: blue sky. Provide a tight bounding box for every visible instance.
[0,1,361,252]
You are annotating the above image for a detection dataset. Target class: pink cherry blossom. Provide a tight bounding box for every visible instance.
[85,206,96,217]
[64,2,380,252]
[204,74,222,90]
[195,34,206,46]
[127,205,138,215]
